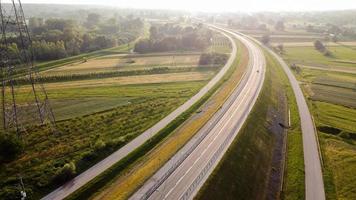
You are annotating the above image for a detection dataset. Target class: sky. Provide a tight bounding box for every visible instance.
[6,0,356,12]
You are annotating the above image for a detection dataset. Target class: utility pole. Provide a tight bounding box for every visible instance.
[0,0,56,137]
[19,175,26,200]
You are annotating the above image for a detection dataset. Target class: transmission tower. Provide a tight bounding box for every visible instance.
[0,0,56,137]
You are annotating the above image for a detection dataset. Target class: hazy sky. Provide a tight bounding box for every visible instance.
[7,0,356,12]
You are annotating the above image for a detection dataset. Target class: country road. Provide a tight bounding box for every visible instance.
[265,47,326,200]
[232,29,325,200]
[41,27,238,200]
[130,26,266,200]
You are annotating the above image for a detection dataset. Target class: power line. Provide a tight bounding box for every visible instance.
[0,0,56,137]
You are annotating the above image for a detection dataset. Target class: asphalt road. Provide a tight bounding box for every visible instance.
[41,28,238,200]
[130,26,266,200]
[265,47,326,200]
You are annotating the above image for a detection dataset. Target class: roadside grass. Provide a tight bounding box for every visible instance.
[283,46,356,68]
[262,50,305,200]
[66,38,246,200]
[196,48,304,200]
[0,81,205,199]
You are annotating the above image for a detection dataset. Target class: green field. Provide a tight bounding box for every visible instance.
[0,29,232,199]
[295,68,356,108]
[283,46,356,68]
[313,102,356,200]
[281,42,356,200]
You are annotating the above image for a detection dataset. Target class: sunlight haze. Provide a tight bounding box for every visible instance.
[7,0,356,12]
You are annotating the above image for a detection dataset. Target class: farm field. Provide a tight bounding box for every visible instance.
[80,37,244,200]
[42,54,202,75]
[0,30,232,199]
[283,46,356,68]
[281,42,356,200]
[240,29,324,43]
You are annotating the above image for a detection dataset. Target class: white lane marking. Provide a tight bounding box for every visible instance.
[163,54,262,199]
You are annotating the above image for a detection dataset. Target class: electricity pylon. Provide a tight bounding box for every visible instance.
[0,0,56,137]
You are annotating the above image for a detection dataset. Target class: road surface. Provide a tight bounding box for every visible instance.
[265,46,326,200]
[42,28,238,200]
[130,26,266,200]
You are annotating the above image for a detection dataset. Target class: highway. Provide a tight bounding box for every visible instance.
[42,28,238,200]
[265,47,326,200]
[130,26,266,200]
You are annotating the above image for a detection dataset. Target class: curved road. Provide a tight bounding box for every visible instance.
[42,28,238,200]
[265,46,326,200]
[231,29,325,200]
[130,26,266,200]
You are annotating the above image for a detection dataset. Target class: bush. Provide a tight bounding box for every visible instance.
[314,40,326,52]
[261,34,270,45]
[53,162,76,184]
[323,50,333,57]
[199,53,228,65]
[94,139,106,151]
[0,134,23,163]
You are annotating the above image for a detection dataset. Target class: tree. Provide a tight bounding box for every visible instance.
[277,44,284,54]
[85,13,101,29]
[314,40,326,52]
[275,20,285,31]
[0,134,23,163]
[149,26,159,40]
[261,34,270,45]
[53,162,76,184]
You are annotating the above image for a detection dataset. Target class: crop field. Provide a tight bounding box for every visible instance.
[240,29,324,43]
[281,41,356,199]
[295,68,356,108]
[86,38,243,200]
[312,102,356,200]
[0,29,232,199]
[283,45,356,68]
[274,42,356,47]
[43,54,202,75]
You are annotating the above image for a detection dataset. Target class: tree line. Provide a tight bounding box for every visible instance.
[134,23,212,53]
[3,13,144,62]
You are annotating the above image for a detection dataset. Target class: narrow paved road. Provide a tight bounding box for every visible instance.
[130,26,266,200]
[265,46,326,200]
[42,28,238,200]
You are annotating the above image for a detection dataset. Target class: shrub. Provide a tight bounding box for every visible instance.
[323,50,333,57]
[199,53,228,65]
[53,162,76,184]
[94,139,106,151]
[0,134,23,163]
[314,40,326,52]
[261,34,270,45]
